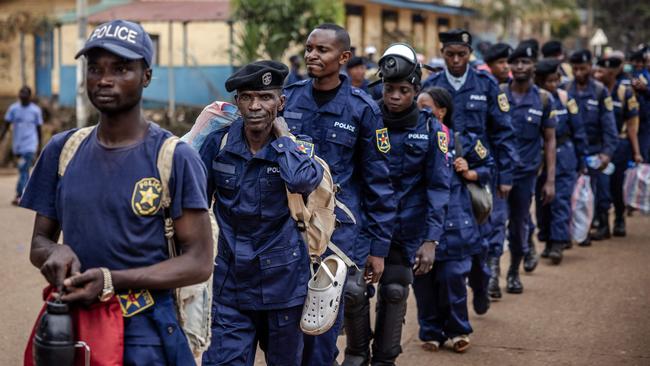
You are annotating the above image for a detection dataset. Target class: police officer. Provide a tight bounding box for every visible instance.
[484,42,513,84]
[341,43,451,366]
[534,59,588,263]
[563,50,617,245]
[542,40,573,83]
[21,20,212,365]
[422,29,518,304]
[496,41,557,293]
[200,61,324,366]
[282,23,396,366]
[594,56,642,236]
[629,48,650,161]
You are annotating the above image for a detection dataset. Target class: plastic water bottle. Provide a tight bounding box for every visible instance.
[585,155,601,170]
[603,162,615,175]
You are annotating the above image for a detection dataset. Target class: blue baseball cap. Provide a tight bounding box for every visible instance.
[75,20,154,67]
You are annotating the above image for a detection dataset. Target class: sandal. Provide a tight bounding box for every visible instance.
[452,335,470,353]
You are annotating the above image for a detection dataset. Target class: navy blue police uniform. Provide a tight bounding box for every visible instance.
[562,50,617,240]
[200,61,324,366]
[422,32,517,304]
[535,60,589,250]
[630,49,650,161]
[413,130,494,344]
[282,74,396,366]
[21,124,207,365]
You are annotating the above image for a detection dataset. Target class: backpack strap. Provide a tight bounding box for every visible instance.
[557,89,569,107]
[58,126,95,177]
[617,84,627,107]
[539,89,550,111]
[157,136,180,255]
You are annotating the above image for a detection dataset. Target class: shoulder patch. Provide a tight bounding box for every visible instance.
[498,93,510,112]
[437,131,448,154]
[567,99,579,114]
[376,128,391,153]
[119,289,155,317]
[295,139,314,157]
[474,139,488,159]
[352,87,381,114]
[628,95,639,111]
[604,96,614,111]
[285,79,309,89]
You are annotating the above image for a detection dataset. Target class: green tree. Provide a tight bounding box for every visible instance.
[232,0,344,63]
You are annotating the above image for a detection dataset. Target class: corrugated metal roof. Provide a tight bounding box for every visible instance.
[370,0,475,17]
[88,0,230,23]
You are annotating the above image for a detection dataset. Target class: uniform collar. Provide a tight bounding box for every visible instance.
[505,82,538,107]
[444,65,469,91]
[223,118,278,162]
[292,74,351,116]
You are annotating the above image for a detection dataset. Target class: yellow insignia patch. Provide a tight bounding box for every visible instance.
[118,289,155,317]
[567,99,579,114]
[437,131,448,154]
[295,140,314,158]
[498,93,510,112]
[604,96,613,111]
[376,128,391,153]
[131,177,163,216]
[628,96,639,111]
[474,139,488,159]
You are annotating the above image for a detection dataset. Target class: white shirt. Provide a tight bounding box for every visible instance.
[445,66,469,91]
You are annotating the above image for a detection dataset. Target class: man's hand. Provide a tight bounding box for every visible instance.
[541,180,556,206]
[453,157,469,174]
[39,244,81,292]
[598,153,611,170]
[634,153,644,164]
[364,255,384,284]
[272,116,291,137]
[498,184,512,199]
[413,241,436,276]
[632,78,646,92]
[61,268,104,304]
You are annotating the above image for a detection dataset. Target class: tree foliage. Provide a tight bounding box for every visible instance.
[232,0,345,63]
[588,0,650,51]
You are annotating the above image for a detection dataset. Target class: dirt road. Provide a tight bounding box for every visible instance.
[1,174,648,366]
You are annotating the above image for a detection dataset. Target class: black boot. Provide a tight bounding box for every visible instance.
[342,270,371,366]
[523,240,539,273]
[506,256,523,294]
[613,215,626,237]
[548,242,564,265]
[591,212,611,241]
[540,242,551,258]
[564,240,574,249]
[487,256,502,300]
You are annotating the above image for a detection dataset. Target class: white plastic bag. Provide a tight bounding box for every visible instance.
[623,163,650,214]
[570,174,594,243]
[181,101,240,151]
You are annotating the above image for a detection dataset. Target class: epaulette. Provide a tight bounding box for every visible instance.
[351,87,381,114]
[476,69,499,85]
[620,78,632,86]
[284,79,310,89]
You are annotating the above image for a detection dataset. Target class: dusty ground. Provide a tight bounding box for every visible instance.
[0,174,648,366]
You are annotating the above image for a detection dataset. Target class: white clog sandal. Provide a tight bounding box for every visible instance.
[300,254,346,335]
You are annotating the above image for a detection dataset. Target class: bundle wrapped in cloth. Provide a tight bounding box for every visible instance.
[181,101,240,150]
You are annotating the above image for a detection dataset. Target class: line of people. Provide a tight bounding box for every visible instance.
[19,18,650,366]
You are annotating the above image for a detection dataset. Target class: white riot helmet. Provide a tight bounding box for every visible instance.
[376,43,422,85]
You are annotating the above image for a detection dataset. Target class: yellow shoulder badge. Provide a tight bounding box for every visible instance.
[604,96,613,111]
[295,140,314,158]
[437,131,448,154]
[376,128,391,153]
[498,93,510,112]
[131,177,162,216]
[628,95,639,111]
[118,289,155,317]
[474,139,488,159]
[567,99,579,114]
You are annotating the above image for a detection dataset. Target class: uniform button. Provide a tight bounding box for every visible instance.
[465,220,469,225]
[293,251,297,256]
[278,143,284,148]
[284,315,289,321]
[167,326,174,334]
[527,116,532,122]
[266,259,271,265]
[332,133,337,138]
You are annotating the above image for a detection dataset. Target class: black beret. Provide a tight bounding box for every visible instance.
[484,42,512,63]
[508,40,539,62]
[347,56,366,69]
[629,47,647,62]
[596,57,623,68]
[225,60,288,92]
[535,58,561,76]
[439,29,472,48]
[542,40,563,57]
[569,49,592,64]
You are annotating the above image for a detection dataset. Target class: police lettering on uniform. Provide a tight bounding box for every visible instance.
[563,49,618,245]
[414,86,495,354]
[492,40,557,294]
[533,58,589,263]
[199,61,324,366]
[341,43,451,366]
[282,23,396,366]
[21,20,212,365]
[594,55,642,237]
[422,29,518,307]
